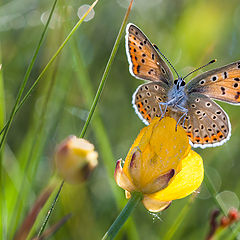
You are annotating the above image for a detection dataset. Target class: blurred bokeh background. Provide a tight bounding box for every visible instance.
[1,0,240,239]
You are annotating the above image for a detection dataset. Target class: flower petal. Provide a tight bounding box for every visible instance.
[141,169,175,194]
[114,159,136,192]
[143,195,171,212]
[148,150,204,201]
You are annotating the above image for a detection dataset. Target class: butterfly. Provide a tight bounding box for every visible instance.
[125,23,240,148]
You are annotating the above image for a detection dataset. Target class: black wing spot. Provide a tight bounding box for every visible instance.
[135,56,138,60]
[234,83,239,88]
[143,40,147,44]
[139,46,142,50]
[153,107,156,112]
[146,92,151,96]
[216,111,221,115]
[199,80,205,85]
[141,59,145,63]
[137,65,140,73]
[154,85,158,90]
[206,102,211,107]
[134,48,136,52]
[161,67,166,74]
[142,53,146,57]
[212,76,218,81]
[196,110,201,115]
[145,86,149,90]
[223,72,228,79]
[200,125,204,129]
[212,123,216,128]
[235,91,240,99]
[234,78,240,81]
[237,62,240,68]
[135,31,138,35]
[152,54,155,60]
[221,87,226,95]
[140,42,143,46]
[191,104,196,108]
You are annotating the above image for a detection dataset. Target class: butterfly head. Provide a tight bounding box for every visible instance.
[174,78,186,90]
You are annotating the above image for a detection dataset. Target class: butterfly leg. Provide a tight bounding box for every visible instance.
[175,105,188,131]
[158,102,168,119]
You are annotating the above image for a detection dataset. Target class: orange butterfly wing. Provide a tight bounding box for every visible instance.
[126,23,174,86]
[186,61,240,104]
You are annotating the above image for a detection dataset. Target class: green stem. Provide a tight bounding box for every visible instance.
[80,0,133,138]
[0,0,58,150]
[37,1,133,237]
[37,181,64,238]
[164,197,194,240]
[102,192,142,240]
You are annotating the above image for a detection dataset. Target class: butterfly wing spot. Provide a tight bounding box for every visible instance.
[211,115,217,120]
[221,87,226,95]
[195,110,201,115]
[191,104,196,108]
[216,110,222,115]
[194,128,199,133]
[234,78,240,81]
[223,72,228,79]
[211,76,218,82]
[235,91,240,100]
[237,62,240,68]
[199,79,206,85]
[233,83,239,88]
[205,102,212,107]
[195,98,200,102]
[152,54,155,60]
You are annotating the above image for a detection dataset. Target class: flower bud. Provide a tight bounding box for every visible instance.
[55,136,98,184]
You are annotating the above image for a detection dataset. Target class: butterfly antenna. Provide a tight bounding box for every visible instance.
[183,59,217,80]
[153,44,180,79]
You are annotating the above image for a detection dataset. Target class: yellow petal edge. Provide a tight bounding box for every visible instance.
[148,150,204,202]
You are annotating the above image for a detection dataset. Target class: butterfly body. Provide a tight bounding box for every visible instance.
[126,23,240,148]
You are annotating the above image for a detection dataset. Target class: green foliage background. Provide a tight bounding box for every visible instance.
[1,0,240,239]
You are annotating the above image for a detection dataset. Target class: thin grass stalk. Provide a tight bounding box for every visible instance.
[80,0,133,138]
[101,192,142,240]
[0,0,98,151]
[8,56,61,238]
[163,197,194,240]
[0,2,58,236]
[37,0,134,237]
[37,181,64,238]
[0,0,58,151]
[0,50,6,239]
[71,38,139,239]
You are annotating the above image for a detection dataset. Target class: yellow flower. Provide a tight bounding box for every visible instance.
[115,117,204,212]
[55,136,98,184]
